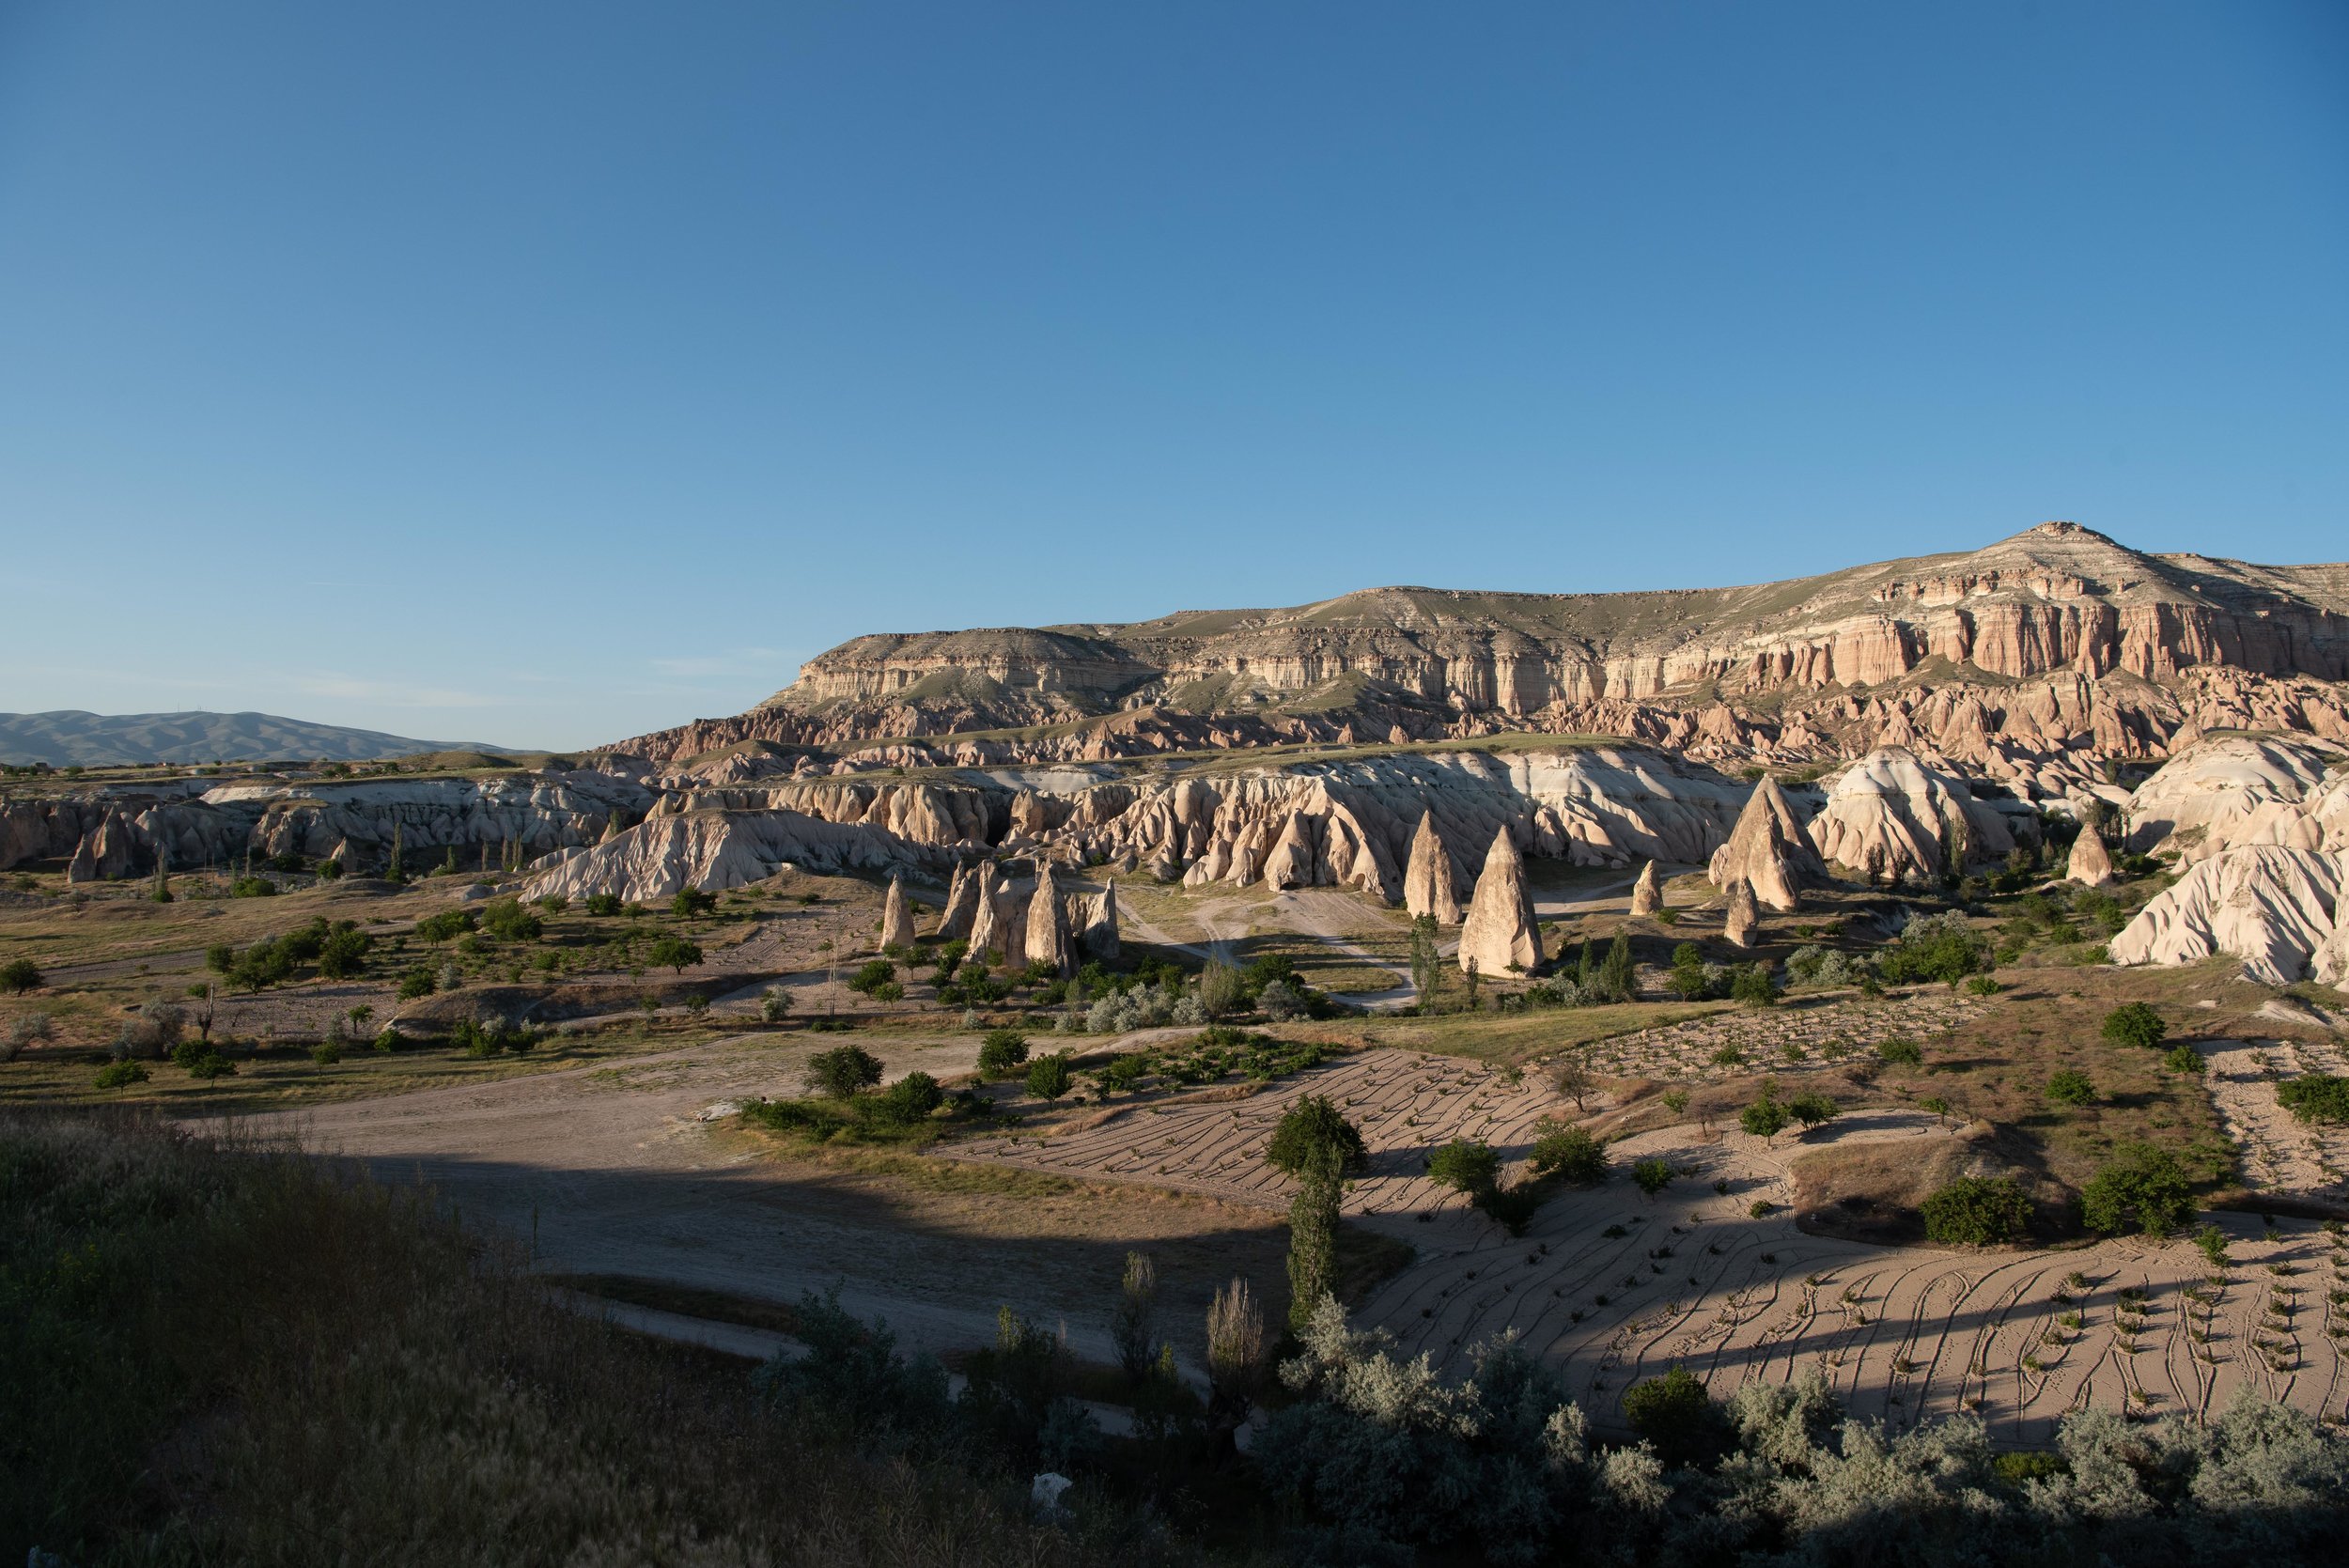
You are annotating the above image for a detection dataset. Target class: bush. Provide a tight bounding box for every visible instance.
[1730,963,1779,1008]
[1877,910,1988,987]
[1267,1094,1368,1177]
[397,966,435,1000]
[94,1060,148,1089]
[1022,1052,1073,1101]
[1256,978,1308,1022]
[2,1013,55,1062]
[415,910,476,946]
[803,1044,883,1099]
[1740,1094,1790,1139]
[479,899,543,942]
[1877,1037,1924,1066]
[759,986,793,1024]
[584,893,623,916]
[310,1039,346,1066]
[1921,1176,2035,1245]
[671,888,718,918]
[2100,1002,2167,1050]
[1621,1364,1727,1467]
[647,935,704,973]
[871,1071,944,1125]
[2162,1043,2205,1076]
[228,877,278,898]
[2,958,45,993]
[1528,1120,1607,1185]
[976,1029,1029,1077]
[1424,1139,1500,1195]
[2080,1142,2194,1237]
[2276,1074,2349,1125]
[317,926,372,980]
[1631,1157,1672,1197]
[847,959,896,995]
[316,858,342,880]
[1785,1090,1839,1128]
[2045,1069,2097,1107]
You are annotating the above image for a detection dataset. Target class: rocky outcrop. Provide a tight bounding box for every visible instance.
[968,863,1011,964]
[1403,811,1462,924]
[2123,736,2349,862]
[880,876,915,951]
[1705,775,1823,911]
[1078,880,1120,962]
[1458,829,1541,977]
[519,808,944,904]
[1811,747,2015,885]
[2067,827,2116,887]
[938,862,980,940]
[1722,879,1760,948]
[1629,861,1662,917]
[2109,846,2349,987]
[1025,862,1071,977]
[608,524,2349,768]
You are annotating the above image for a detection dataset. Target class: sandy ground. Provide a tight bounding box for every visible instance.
[954,1047,2349,1443]
[2196,1037,2349,1206]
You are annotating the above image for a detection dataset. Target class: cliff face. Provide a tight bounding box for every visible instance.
[607,523,2349,771]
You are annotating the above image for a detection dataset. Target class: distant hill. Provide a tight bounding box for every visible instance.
[0,711,513,767]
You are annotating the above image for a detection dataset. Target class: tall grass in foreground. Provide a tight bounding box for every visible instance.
[0,1110,1199,1567]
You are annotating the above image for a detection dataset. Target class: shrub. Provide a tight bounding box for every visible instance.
[1631,1157,1672,1197]
[1877,1037,1924,1066]
[1,958,44,994]
[479,899,544,942]
[976,1029,1029,1077]
[414,910,476,946]
[310,1039,346,1066]
[1266,1094,1368,1177]
[1197,961,1243,1018]
[2080,1142,2194,1238]
[2162,1043,2205,1077]
[2276,1075,2349,1125]
[1424,1139,1500,1196]
[646,935,704,973]
[1785,1090,1839,1128]
[228,877,278,898]
[3,1012,55,1062]
[803,1044,883,1098]
[759,986,793,1024]
[2045,1069,2097,1107]
[317,927,372,980]
[1022,1052,1073,1101]
[94,1060,149,1089]
[1964,974,2001,995]
[1731,963,1779,1008]
[872,1070,943,1125]
[1256,978,1308,1022]
[1740,1094,1790,1139]
[847,959,896,996]
[1877,910,1988,987]
[1529,1120,1608,1185]
[316,858,342,880]
[1621,1364,1727,1467]
[671,888,718,918]
[397,966,435,1000]
[1921,1176,2035,1245]
[2100,1002,2167,1050]
[583,893,623,916]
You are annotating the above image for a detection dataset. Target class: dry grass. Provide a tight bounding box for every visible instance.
[0,1109,1213,1567]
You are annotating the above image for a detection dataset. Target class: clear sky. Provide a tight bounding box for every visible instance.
[2,2,2344,750]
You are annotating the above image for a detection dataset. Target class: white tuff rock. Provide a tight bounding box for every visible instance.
[1722,878,1760,948]
[880,875,915,951]
[1404,810,1463,924]
[2108,846,2349,987]
[1458,828,1542,977]
[1811,746,2015,885]
[1706,776,1822,911]
[2066,827,2116,887]
[1629,860,1662,918]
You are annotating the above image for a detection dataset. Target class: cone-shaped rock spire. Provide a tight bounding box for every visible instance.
[1404,810,1463,924]
[1629,860,1663,918]
[1722,878,1760,948]
[880,875,915,951]
[1025,861,1071,976]
[1707,775,1824,912]
[1458,827,1542,976]
[2066,826,2116,888]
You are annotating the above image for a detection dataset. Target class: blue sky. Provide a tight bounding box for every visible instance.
[2,2,2344,750]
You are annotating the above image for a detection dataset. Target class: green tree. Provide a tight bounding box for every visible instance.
[479,898,543,942]
[1197,961,1244,1019]
[1631,1157,1672,1198]
[1266,1095,1365,1332]
[1740,1092,1790,1140]
[646,935,703,974]
[1921,1176,2034,1245]
[1528,1120,1607,1185]
[1621,1365,1727,1467]
[2100,1002,2167,1050]
[872,1070,943,1124]
[0,958,42,994]
[2080,1142,2194,1238]
[1023,1052,1073,1100]
[671,888,718,918]
[2162,1044,2206,1077]
[316,927,372,980]
[2045,1069,2097,1107]
[802,1044,883,1099]
[976,1029,1029,1077]
[1408,915,1442,1010]
[1424,1139,1499,1196]
[1593,931,1635,1003]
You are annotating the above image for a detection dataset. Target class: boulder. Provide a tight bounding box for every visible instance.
[1079,879,1121,962]
[1403,810,1462,924]
[2108,846,2349,986]
[1722,878,1760,948]
[1458,828,1542,977]
[1705,776,1822,911]
[1629,860,1662,917]
[880,875,915,951]
[1811,747,2014,885]
[2066,827,2116,887]
[1025,861,1071,976]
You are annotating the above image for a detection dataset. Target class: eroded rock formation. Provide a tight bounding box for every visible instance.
[1629,860,1662,917]
[880,876,914,951]
[1404,810,1463,924]
[1811,747,2015,885]
[1723,879,1760,948]
[2123,735,2349,862]
[2109,846,2349,988]
[1705,775,1823,911]
[1458,829,1541,976]
[2067,827,2116,887]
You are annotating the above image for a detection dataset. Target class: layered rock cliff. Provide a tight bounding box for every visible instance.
[607,523,2349,783]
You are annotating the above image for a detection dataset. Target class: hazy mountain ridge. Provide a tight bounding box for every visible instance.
[0,710,509,767]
